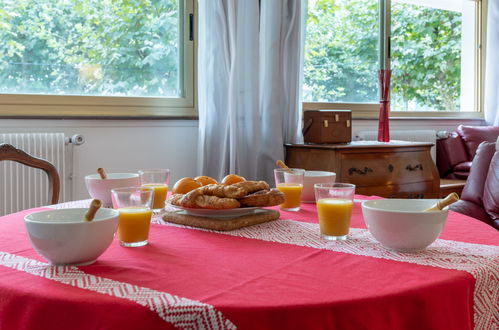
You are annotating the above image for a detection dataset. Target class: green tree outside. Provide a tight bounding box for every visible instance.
[304,0,462,111]
[0,0,179,97]
[1,0,462,110]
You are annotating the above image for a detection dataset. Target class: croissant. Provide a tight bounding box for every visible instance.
[194,194,241,209]
[230,181,270,195]
[198,184,247,199]
[169,193,187,207]
[197,181,270,199]
[238,189,285,207]
[169,189,240,209]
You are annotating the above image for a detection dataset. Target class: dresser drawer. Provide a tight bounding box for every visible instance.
[284,142,440,199]
[356,181,436,199]
[285,148,335,171]
[339,151,435,186]
[338,152,393,186]
[389,151,436,183]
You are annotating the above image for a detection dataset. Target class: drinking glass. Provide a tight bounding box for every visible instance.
[314,183,356,241]
[138,169,171,211]
[111,186,153,247]
[274,168,305,211]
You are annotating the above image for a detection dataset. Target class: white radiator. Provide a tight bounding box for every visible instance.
[353,130,437,161]
[0,133,79,216]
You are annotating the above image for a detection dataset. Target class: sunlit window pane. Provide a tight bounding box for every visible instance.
[0,0,181,98]
[303,0,379,103]
[304,0,477,112]
[391,0,475,111]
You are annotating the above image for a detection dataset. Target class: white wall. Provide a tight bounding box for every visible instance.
[0,119,198,200]
[0,117,483,201]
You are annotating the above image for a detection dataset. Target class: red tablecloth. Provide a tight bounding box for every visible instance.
[0,197,497,330]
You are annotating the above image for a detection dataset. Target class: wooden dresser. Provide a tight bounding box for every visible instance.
[285,141,440,198]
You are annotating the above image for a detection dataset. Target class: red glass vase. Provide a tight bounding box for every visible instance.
[378,69,391,142]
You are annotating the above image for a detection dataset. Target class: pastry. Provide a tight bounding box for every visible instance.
[168,193,186,206]
[197,181,270,199]
[238,189,285,207]
[230,181,270,195]
[169,189,240,209]
[198,184,248,199]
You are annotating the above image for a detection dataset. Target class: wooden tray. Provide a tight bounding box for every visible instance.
[162,209,280,231]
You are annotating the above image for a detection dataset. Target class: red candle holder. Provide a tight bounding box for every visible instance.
[378,69,391,142]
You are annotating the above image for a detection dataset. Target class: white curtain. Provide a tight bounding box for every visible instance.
[484,0,499,125]
[197,0,306,183]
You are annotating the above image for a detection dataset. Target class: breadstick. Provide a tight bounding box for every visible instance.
[97,168,107,179]
[84,199,102,221]
[276,160,293,173]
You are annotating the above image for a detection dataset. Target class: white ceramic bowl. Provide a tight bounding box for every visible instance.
[85,173,140,207]
[24,208,119,265]
[302,171,336,203]
[361,199,448,252]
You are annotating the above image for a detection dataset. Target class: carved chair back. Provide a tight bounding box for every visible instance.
[0,143,60,205]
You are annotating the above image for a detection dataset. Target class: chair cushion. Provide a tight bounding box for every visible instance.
[457,125,499,159]
[443,169,470,180]
[453,161,472,172]
[460,142,496,208]
[450,200,494,227]
[483,151,499,230]
[452,171,471,180]
[436,132,469,176]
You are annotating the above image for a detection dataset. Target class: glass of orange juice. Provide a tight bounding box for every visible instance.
[138,169,171,211]
[111,186,153,247]
[274,168,305,211]
[314,183,355,241]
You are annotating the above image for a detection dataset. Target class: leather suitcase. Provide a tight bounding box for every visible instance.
[303,110,352,144]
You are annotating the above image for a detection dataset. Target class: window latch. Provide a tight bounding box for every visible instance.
[189,13,194,41]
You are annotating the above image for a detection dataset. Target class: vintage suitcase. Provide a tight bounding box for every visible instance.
[302,110,352,144]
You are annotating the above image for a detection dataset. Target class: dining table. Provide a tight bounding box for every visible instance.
[0,195,497,330]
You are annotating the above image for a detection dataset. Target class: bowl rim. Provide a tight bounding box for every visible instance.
[24,208,119,224]
[361,199,448,214]
[85,173,139,180]
[138,168,171,174]
[304,170,336,177]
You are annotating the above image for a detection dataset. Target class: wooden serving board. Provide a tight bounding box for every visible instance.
[162,209,280,231]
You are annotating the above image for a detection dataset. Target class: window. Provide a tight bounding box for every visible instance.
[303,0,483,116]
[0,0,195,117]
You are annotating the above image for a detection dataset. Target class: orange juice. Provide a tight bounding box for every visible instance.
[316,198,353,237]
[142,183,168,210]
[277,183,303,209]
[118,207,153,243]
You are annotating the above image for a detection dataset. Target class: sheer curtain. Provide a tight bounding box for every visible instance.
[484,0,499,126]
[197,0,306,183]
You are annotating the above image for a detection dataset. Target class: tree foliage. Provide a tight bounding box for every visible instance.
[304,0,462,111]
[1,0,463,109]
[0,0,179,97]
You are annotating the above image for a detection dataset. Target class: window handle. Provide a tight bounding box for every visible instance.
[387,35,391,60]
[189,13,194,41]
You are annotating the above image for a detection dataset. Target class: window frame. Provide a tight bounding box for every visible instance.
[302,0,485,119]
[0,0,196,119]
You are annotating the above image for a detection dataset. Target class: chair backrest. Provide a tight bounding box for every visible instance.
[457,125,499,160]
[0,143,60,205]
[450,141,497,229]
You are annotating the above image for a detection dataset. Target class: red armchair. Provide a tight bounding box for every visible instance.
[450,140,499,230]
[437,125,499,179]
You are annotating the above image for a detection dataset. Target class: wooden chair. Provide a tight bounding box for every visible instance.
[0,143,60,205]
